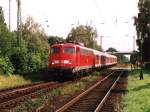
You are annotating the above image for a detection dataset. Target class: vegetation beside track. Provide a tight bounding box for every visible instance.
[122,69,150,112]
[0,74,31,89]
[0,70,50,90]
[15,72,101,112]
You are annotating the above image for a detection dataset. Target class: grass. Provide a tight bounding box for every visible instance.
[0,69,49,90]
[122,69,150,112]
[0,74,31,89]
[56,75,99,95]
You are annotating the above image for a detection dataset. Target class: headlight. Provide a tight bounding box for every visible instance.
[64,60,71,64]
[64,60,69,64]
[51,60,60,64]
[51,60,71,64]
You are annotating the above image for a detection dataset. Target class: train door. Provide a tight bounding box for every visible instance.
[95,55,99,67]
[76,47,80,67]
[101,55,106,66]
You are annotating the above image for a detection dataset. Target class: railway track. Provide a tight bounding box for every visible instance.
[55,70,126,112]
[0,73,95,110]
[0,81,44,93]
[100,73,128,112]
[0,81,60,109]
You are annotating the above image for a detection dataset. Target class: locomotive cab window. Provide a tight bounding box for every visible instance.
[64,47,75,54]
[51,47,60,54]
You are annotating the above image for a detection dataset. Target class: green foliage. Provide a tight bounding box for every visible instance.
[106,47,117,52]
[134,0,150,63]
[0,7,16,74]
[28,53,43,72]
[15,95,45,112]
[130,51,140,64]
[0,7,17,57]
[10,17,50,74]
[0,7,8,33]
[48,36,65,45]
[122,70,150,112]
[66,25,101,51]
[10,51,28,74]
[0,57,14,74]
[0,32,16,56]
[0,7,50,75]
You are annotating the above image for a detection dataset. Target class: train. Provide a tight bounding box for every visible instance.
[48,42,117,76]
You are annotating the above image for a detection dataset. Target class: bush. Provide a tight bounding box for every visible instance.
[0,57,14,75]
[28,53,42,72]
[10,49,29,74]
[10,51,48,74]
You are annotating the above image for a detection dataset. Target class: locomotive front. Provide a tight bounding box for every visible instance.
[48,43,76,74]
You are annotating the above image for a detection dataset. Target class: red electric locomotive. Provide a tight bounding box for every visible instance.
[48,42,117,75]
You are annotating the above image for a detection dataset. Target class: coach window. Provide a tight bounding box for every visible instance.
[64,47,75,54]
[51,47,60,54]
[96,55,99,60]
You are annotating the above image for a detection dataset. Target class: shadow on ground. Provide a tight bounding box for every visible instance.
[132,83,150,91]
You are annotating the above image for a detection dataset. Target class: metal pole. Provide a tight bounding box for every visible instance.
[100,36,103,48]
[100,22,104,50]
[133,36,135,51]
[17,0,22,48]
[9,0,11,31]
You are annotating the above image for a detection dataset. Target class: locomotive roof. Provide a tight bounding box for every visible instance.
[51,43,95,52]
[51,42,78,47]
[93,49,105,55]
[51,43,116,58]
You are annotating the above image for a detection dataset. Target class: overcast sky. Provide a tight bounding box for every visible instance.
[0,0,139,51]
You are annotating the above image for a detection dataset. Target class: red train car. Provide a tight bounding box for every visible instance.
[48,42,117,75]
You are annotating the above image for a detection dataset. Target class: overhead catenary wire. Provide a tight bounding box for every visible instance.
[1,0,49,31]
[21,1,49,22]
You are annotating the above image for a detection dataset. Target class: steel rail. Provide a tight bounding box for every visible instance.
[0,82,59,109]
[94,71,123,112]
[0,78,86,109]
[55,71,115,112]
[0,81,44,93]
[0,82,58,102]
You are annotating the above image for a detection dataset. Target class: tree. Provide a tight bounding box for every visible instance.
[130,51,140,66]
[66,25,102,51]
[0,7,7,31]
[48,36,65,45]
[0,7,16,56]
[134,0,150,67]
[0,7,15,74]
[10,17,50,73]
[106,47,117,52]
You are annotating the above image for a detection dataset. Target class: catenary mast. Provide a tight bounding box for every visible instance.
[16,0,22,47]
